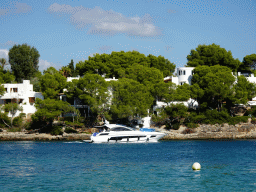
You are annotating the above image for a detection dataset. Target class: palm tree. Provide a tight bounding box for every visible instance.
[0,58,6,69]
[59,66,72,78]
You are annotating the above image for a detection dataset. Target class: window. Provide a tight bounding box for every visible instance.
[121,128,132,131]
[99,133,109,136]
[111,127,132,131]
[29,97,35,103]
[13,88,18,92]
[5,88,7,93]
[11,98,17,103]
[112,128,122,131]
[183,70,186,75]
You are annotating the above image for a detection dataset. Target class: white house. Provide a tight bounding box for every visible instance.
[238,72,256,105]
[156,67,198,114]
[61,76,118,118]
[166,67,256,106]
[0,80,44,118]
[165,67,195,86]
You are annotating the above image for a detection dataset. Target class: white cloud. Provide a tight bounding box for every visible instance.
[0,2,32,17]
[98,45,113,52]
[14,2,32,14]
[47,3,161,37]
[38,59,52,71]
[0,49,9,60]
[0,40,17,47]
[0,8,8,16]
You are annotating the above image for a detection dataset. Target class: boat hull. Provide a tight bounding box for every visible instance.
[91,131,165,143]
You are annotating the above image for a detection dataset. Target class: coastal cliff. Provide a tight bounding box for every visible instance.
[1,122,256,141]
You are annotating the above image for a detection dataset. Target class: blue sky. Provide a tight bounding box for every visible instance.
[0,0,255,72]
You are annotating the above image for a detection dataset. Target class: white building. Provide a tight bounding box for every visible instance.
[0,80,44,118]
[238,72,256,105]
[165,67,195,85]
[62,76,118,116]
[167,67,256,106]
[157,67,198,114]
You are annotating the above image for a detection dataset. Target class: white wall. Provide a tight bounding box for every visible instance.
[176,67,194,85]
[0,80,44,118]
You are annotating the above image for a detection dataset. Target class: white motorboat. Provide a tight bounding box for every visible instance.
[90,123,165,143]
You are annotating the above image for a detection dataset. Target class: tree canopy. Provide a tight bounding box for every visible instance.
[65,74,109,116]
[43,67,59,75]
[68,59,76,77]
[75,51,175,78]
[9,44,40,82]
[0,58,7,69]
[32,98,75,126]
[122,64,163,85]
[0,66,15,96]
[0,66,15,84]
[59,59,78,78]
[173,83,191,101]
[186,43,241,72]
[109,78,154,120]
[191,65,236,111]
[232,75,256,105]
[152,81,176,103]
[4,103,23,127]
[239,54,256,72]
[59,66,72,78]
[40,70,67,99]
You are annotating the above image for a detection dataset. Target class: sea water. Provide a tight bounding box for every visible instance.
[0,140,256,191]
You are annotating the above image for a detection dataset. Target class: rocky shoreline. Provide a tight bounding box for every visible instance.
[0,132,91,141]
[160,123,256,140]
[1,122,256,141]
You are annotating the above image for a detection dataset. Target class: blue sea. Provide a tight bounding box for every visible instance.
[0,140,256,192]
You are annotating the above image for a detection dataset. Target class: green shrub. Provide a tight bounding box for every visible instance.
[24,121,32,130]
[171,122,180,130]
[186,123,199,128]
[190,114,207,124]
[50,125,63,135]
[165,122,172,130]
[251,117,256,124]
[7,127,21,132]
[201,109,231,124]
[0,113,11,128]
[19,113,26,118]
[187,109,249,125]
[151,111,170,127]
[228,116,249,125]
[64,117,73,122]
[65,121,84,127]
[245,106,256,117]
[65,127,78,134]
[13,117,23,127]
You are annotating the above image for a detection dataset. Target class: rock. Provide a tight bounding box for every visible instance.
[0,132,91,141]
[161,122,256,140]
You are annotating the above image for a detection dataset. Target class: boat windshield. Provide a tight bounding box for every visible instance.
[110,127,136,131]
